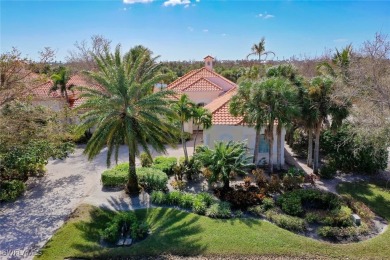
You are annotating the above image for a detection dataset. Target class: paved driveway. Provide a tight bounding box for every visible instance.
[0,143,192,260]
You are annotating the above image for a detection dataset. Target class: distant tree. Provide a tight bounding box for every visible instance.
[247,37,275,63]
[50,67,73,105]
[76,45,178,193]
[195,141,253,189]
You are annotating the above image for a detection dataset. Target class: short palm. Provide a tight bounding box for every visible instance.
[195,141,253,189]
[76,45,178,193]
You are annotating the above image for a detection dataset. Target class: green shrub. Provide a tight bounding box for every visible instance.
[341,194,375,222]
[321,125,388,174]
[150,191,167,205]
[137,167,168,191]
[234,210,244,218]
[101,163,128,187]
[305,212,324,223]
[100,211,149,243]
[152,156,177,176]
[206,202,232,219]
[319,163,337,179]
[262,197,275,210]
[192,197,207,215]
[265,210,306,232]
[166,191,183,206]
[277,189,342,216]
[196,192,215,207]
[0,180,26,202]
[179,193,195,209]
[248,205,266,217]
[322,206,353,227]
[140,152,153,167]
[317,223,369,239]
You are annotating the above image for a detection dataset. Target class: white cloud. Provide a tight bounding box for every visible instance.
[221,33,227,37]
[203,29,209,33]
[188,26,194,32]
[257,12,275,19]
[163,0,191,7]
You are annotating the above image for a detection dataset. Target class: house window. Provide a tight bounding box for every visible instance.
[258,134,269,153]
[197,102,205,107]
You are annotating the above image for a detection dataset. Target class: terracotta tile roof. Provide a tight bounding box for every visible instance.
[182,78,223,92]
[204,87,244,125]
[167,67,236,93]
[31,80,61,98]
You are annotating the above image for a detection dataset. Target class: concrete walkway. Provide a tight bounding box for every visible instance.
[0,143,194,260]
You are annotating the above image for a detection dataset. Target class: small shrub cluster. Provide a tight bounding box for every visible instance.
[265,209,306,232]
[100,211,149,244]
[0,180,26,202]
[140,152,153,167]
[322,206,353,227]
[214,185,263,210]
[151,191,235,218]
[248,197,275,217]
[206,202,232,219]
[277,189,342,217]
[319,163,337,179]
[152,156,177,176]
[170,180,186,191]
[341,194,375,222]
[101,164,168,191]
[317,223,370,240]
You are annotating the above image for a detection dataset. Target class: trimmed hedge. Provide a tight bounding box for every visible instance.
[101,164,168,191]
[0,180,26,202]
[152,156,177,176]
[277,189,342,216]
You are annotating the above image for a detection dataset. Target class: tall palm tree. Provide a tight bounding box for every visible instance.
[172,94,195,163]
[230,80,267,164]
[76,45,178,193]
[317,44,353,82]
[50,67,72,105]
[195,141,253,189]
[247,37,275,63]
[192,106,212,154]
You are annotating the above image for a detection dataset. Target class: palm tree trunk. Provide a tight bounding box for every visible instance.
[126,143,139,194]
[181,122,188,162]
[268,123,274,174]
[253,127,260,164]
[307,129,313,168]
[193,125,200,155]
[276,123,282,170]
[313,123,321,174]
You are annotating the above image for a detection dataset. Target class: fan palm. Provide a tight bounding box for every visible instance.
[247,37,275,63]
[172,94,195,163]
[195,141,253,189]
[76,45,178,193]
[192,106,212,154]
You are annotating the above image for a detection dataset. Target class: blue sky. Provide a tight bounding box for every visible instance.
[1,0,389,62]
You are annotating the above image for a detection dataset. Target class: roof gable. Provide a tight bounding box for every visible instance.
[182,78,223,92]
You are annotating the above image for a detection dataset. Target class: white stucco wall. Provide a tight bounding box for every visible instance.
[203,125,285,166]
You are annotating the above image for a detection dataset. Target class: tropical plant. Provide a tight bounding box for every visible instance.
[247,37,275,63]
[192,106,212,154]
[50,66,73,105]
[195,141,253,189]
[172,94,195,163]
[76,45,178,193]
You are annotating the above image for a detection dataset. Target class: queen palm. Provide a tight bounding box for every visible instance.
[76,45,178,193]
[192,106,212,154]
[195,141,253,189]
[247,37,275,63]
[172,94,195,163]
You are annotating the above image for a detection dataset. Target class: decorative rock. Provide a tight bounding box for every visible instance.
[124,238,133,246]
[352,214,361,226]
[116,238,125,246]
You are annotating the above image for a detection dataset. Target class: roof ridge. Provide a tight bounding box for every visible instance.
[181,77,223,91]
[204,67,237,87]
[167,68,201,90]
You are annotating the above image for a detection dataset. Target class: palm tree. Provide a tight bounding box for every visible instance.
[230,80,267,164]
[195,141,253,189]
[192,106,212,154]
[76,45,178,193]
[317,44,353,82]
[50,67,72,105]
[247,37,275,63]
[172,94,195,163]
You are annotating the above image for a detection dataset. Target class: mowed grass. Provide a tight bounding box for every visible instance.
[37,182,390,259]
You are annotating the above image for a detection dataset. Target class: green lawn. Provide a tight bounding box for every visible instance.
[37,182,390,259]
